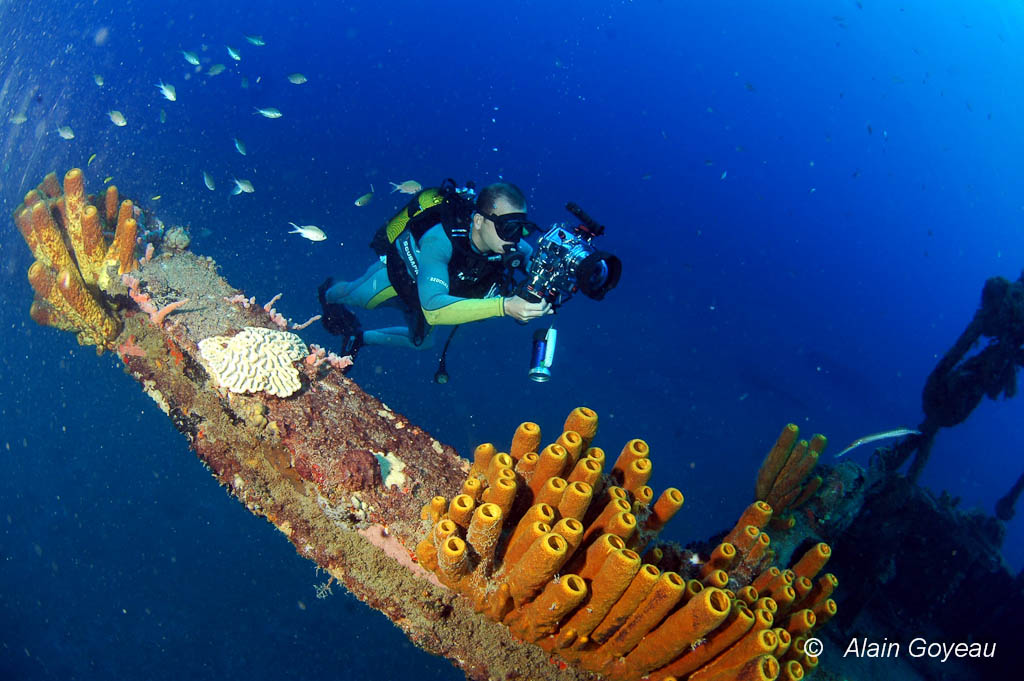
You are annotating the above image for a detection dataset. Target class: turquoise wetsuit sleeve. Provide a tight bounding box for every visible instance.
[417,226,505,325]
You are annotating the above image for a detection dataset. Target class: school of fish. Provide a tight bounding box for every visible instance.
[28,30,416,248]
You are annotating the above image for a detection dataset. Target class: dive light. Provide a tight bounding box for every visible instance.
[528,326,557,382]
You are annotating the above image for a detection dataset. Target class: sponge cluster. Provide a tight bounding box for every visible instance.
[198,326,308,397]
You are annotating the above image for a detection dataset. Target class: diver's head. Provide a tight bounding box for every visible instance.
[472,182,531,254]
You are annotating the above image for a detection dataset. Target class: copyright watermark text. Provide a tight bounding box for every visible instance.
[801,637,997,662]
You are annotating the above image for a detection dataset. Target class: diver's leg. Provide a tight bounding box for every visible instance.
[363,326,436,350]
[325,259,392,309]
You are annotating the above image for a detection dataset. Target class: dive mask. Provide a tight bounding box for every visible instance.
[480,211,538,242]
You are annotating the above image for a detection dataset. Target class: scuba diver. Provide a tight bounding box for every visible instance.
[319,181,552,356]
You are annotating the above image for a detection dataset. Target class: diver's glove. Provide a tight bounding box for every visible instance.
[318,278,364,356]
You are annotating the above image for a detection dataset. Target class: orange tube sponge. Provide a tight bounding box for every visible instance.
[581,498,632,545]
[556,430,585,467]
[752,567,782,594]
[706,654,780,681]
[593,570,685,659]
[779,659,804,681]
[558,480,593,522]
[564,406,599,450]
[604,511,637,545]
[612,439,649,481]
[632,485,653,512]
[617,587,732,678]
[447,493,475,528]
[466,502,503,562]
[103,185,119,224]
[687,627,779,681]
[568,456,603,488]
[421,494,444,522]
[510,421,541,461]
[559,548,641,645]
[530,444,568,495]
[725,501,774,545]
[569,533,625,580]
[651,600,756,680]
[481,476,516,516]
[792,542,831,581]
[736,585,759,606]
[551,518,584,555]
[792,575,812,603]
[701,569,729,589]
[622,458,653,496]
[461,476,482,501]
[801,573,836,610]
[470,442,496,476]
[502,520,550,568]
[437,536,470,585]
[773,627,792,658]
[755,423,800,501]
[645,487,684,531]
[486,452,514,485]
[588,564,662,645]
[785,609,816,637]
[767,441,820,511]
[505,532,570,606]
[812,598,837,627]
[700,542,737,578]
[507,573,587,642]
[534,476,567,508]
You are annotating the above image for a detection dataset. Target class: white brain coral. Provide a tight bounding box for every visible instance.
[198,326,308,397]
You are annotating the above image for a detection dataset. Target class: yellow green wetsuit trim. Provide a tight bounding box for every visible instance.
[416,224,511,326]
[366,286,397,310]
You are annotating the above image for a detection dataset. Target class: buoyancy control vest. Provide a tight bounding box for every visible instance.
[368,179,514,343]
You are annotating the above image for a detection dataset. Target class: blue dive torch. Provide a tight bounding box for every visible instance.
[529,326,557,382]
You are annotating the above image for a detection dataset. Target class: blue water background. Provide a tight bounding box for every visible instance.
[1,1,1020,679]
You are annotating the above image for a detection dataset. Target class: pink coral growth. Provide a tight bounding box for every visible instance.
[123,274,158,316]
[327,352,354,371]
[140,242,155,265]
[152,298,189,327]
[305,344,328,368]
[225,294,257,309]
[291,314,322,331]
[263,293,283,312]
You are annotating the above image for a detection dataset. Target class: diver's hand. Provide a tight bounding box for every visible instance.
[504,296,552,322]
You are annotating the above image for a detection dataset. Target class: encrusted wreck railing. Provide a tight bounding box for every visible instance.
[12,169,840,681]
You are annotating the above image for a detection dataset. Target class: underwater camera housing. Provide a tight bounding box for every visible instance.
[516,202,621,307]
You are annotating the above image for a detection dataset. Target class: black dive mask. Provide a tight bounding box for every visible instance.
[480,211,538,242]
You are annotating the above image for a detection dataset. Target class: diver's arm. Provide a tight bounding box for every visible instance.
[416,227,505,325]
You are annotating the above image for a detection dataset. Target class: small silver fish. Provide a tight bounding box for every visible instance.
[245,35,265,46]
[157,81,177,101]
[254,107,282,118]
[10,113,27,124]
[182,50,200,66]
[233,137,247,155]
[390,180,422,194]
[231,178,254,195]
[287,73,308,85]
[108,110,127,127]
[834,428,922,458]
[227,45,241,61]
[354,184,375,206]
[93,74,104,87]
[207,63,226,76]
[56,125,74,140]
[288,222,327,242]
[202,171,216,191]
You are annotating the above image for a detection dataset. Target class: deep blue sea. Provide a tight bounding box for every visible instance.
[1,1,1020,679]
